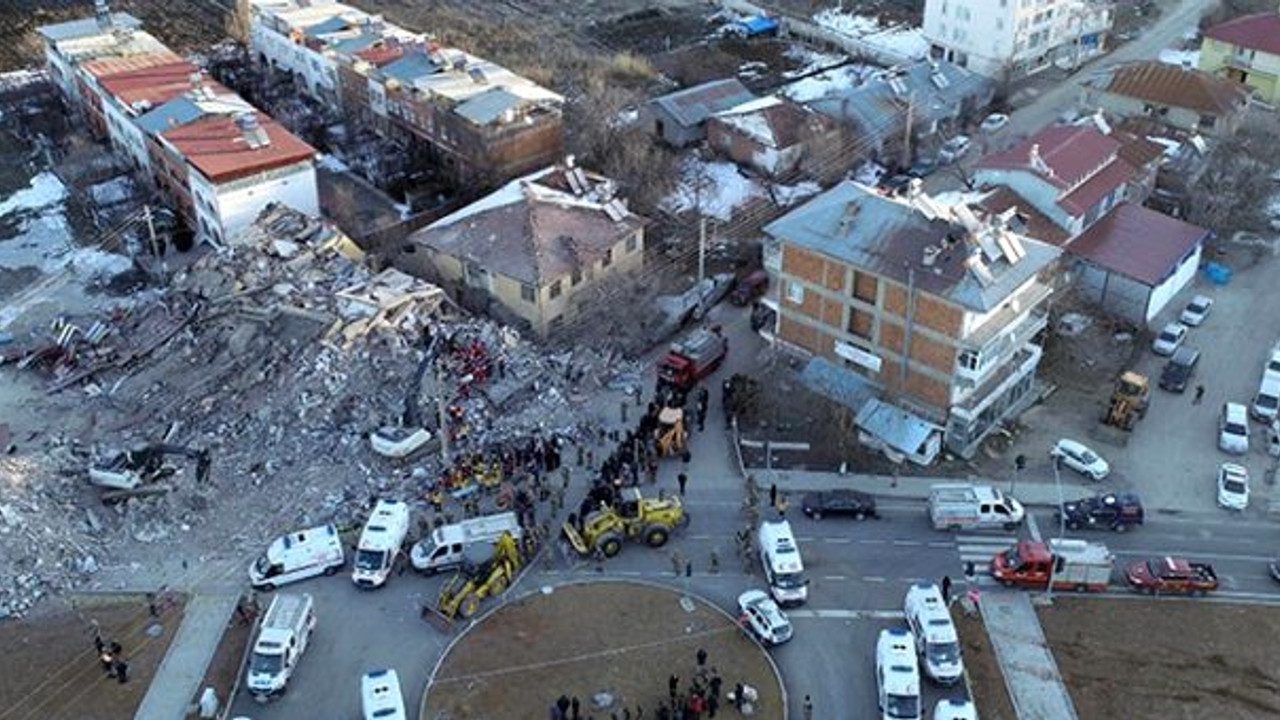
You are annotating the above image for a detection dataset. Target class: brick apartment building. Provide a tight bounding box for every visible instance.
[766,181,1061,458]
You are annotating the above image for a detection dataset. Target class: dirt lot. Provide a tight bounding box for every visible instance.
[959,597,1280,720]
[423,581,783,719]
[198,611,253,713]
[0,592,186,720]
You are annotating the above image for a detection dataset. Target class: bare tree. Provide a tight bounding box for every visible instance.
[226,0,253,44]
[1185,111,1280,235]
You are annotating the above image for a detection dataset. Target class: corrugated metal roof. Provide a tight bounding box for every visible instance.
[455,87,524,125]
[37,13,141,42]
[975,126,1120,190]
[161,112,316,183]
[650,79,756,128]
[798,356,876,412]
[1098,61,1250,115]
[80,50,184,79]
[378,52,442,85]
[1067,203,1208,286]
[1204,12,1280,56]
[856,398,941,456]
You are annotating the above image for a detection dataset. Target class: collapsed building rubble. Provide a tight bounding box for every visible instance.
[0,204,642,620]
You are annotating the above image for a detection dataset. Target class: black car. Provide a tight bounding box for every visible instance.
[1270,558,1280,583]
[1056,492,1144,532]
[801,490,878,520]
[1158,346,1200,393]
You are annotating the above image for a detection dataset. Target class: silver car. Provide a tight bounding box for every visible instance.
[737,589,793,646]
[1151,322,1188,356]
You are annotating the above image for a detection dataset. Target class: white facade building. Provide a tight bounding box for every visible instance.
[923,0,1114,79]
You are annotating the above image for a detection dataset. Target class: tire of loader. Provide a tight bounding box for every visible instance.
[644,525,670,548]
[460,594,481,619]
[598,533,624,558]
[677,512,691,529]
[489,574,508,595]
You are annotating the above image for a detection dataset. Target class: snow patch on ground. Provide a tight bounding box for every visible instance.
[812,8,930,60]
[1157,48,1200,67]
[782,64,876,103]
[662,158,821,221]
[315,153,351,173]
[783,45,847,79]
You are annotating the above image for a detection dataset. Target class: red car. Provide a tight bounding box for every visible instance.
[1125,556,1218,595]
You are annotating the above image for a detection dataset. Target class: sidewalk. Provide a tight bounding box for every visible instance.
[763,468,1072,507]
[979,590,1079,720]
[134,591,240,720]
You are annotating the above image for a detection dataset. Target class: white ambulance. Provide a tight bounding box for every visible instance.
[249,524,345,590]
[876,627,921,720]
[903,582,963,685]
[352,500,411,589]
[246,593,316,700]
[757,519,808,606]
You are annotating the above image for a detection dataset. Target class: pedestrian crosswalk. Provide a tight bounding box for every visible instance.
[955,535,1015,585]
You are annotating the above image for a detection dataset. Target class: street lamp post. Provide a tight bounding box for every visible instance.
[1011,454,1026,496]
[1045,456,1067,602]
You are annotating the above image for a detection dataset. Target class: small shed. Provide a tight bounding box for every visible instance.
[707,96,842,177]
[855,398,944,466]
[646,78,756,148]
[735,15,780,37]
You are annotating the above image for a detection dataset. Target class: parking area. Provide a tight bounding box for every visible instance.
[1004,245,1280,514]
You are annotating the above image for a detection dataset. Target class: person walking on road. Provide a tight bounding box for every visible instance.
[1194,385,1206,404]
[769,483,777,509]
[678,473,688,496]
[941,575,952,605]
[802,694,813,720]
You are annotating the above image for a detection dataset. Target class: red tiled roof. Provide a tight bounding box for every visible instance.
[974,126,1120,190]
[1204,12,1280,56]
[977,186,1070,246]
[97,61,202,113]
[354,45,405,67]
[1068,203,1207,285]
[162,112,316,184]
[1101,61,1251,115]
[80,50,183,79]
[1057,159,1135,215]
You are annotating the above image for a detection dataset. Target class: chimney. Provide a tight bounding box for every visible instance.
[189,71,203,94]
[235,113,271,149]
[94,0,113,31]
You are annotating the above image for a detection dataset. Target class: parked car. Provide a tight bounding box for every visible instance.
[1217,462,1250,510]
[979,113,1010,133]
[1125,556,1218,595]
[1151,322,1188,355]
[938,135,971,164]
[1269,556,1280,583]
[1056,492,1144,532]
[1179,295,1213,326]
[801,489,878,520]
[1050,439,1109,480]
[880,173,916,196]
[933,699,978,720]
[908,156,938,178]
[1158,346,1200,393]
[736,589,793,646]
[1219,402,1250,454]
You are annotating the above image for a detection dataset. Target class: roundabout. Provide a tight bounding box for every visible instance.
[420,580,786,719]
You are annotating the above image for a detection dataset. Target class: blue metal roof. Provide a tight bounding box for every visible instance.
[455,87,524,125]
[136,97,205,135]
[330,32,381,55]
[378,52,442,85]
[798,356,875,413]
[855,398,941,456]
[737,16,780,36]
[304,16,352,38]
[38,13,141,42]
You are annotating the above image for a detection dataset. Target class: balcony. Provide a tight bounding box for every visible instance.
[951,342,1043,416]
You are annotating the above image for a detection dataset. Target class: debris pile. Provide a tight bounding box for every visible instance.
[0,204,640,619]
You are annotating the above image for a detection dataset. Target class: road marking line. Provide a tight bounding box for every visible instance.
[928,542,955,548]
[1027,513,1042,542]
[824,538,853,544]
[862,576,888,583]
[789,609,905,619]
[823,575,848,581]
[689,535,715,541]
[859,539,887,545]
[892,540,922,546]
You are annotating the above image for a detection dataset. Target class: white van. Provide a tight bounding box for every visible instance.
[876,627,921,720]
[757,519,807,606]
[247,593,316,700]
[411,512,522,574]
[249,524,345,590]
[361,668,407,720]
[1254,374,1280,422]
[903,583,963,685]
[352,500,411,589]
[928,483,1024,531]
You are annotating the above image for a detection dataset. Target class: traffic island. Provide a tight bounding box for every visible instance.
[421,580,785,719]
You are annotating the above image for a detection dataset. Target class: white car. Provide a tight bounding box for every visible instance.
[1151,322,1188,356]
[361,669,406,720]
[933,698,979,720]
[1217,463,1249,510]
[1050,439,1110,481]
[980,113,1010,132]
[938,135,971,164]
[1219,402,1250,454]
[1179,295,1213,326]
[737,589,793,646]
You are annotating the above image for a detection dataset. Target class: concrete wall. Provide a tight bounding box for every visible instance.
[1200,37,1280,104]
[646,102,705,148]
[923,0,1112,79]
[1145,243,1201,324]
[250,20,338,99]
[1083,86,1241,137]
[102,99,152,174]
[1075,260,1150,325]
[191,160,319,245]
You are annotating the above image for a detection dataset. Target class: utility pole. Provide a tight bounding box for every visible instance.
[698,217,707,283]
[1045,456,1067,603]
[900,265,916,389]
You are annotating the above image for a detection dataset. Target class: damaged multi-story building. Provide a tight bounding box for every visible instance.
[246,0,564,188]
[399,161,647,338]
[39,2,319,247]
[765,180,1061,460]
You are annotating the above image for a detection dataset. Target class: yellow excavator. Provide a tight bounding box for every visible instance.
[437,532,522,620]
[562,487,687,558]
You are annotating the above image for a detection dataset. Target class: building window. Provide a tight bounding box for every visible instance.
[626,234,638,253]
[847,308,873,339]
[550,280,563,299]
[958,349,981,372]
[520,283,536,303]
[464,260,489,288]
[1198,114,1217,130]
[571,268,583,286]
[786,280,805,305]
[602,247,613,268]
[851,271,877,304]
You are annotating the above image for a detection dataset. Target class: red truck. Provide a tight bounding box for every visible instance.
[1125,556,1218,595]
[657,328,728,393]
[990,539,1113,592]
